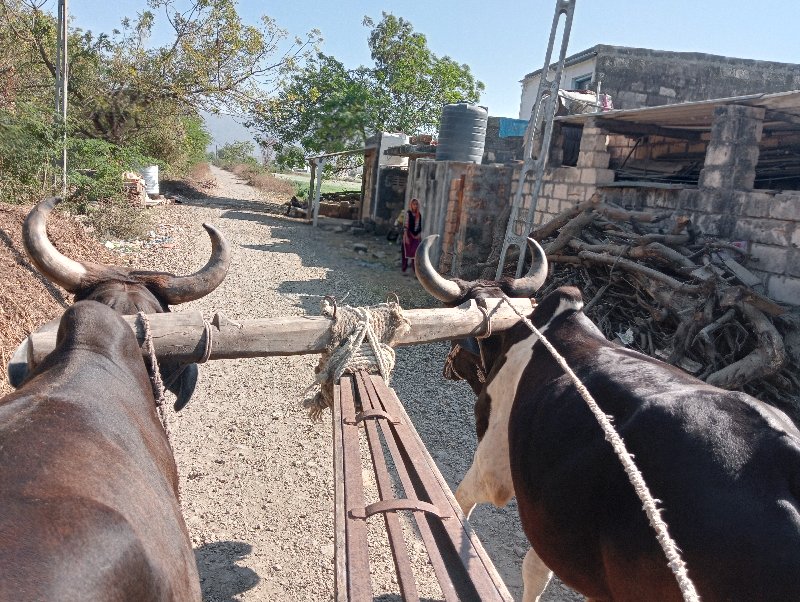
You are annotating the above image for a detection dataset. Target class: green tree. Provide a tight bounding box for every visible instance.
[250,53,374,157]
[274,145,306,171]
[215,139,256,166]
[250,12,483,164]
[0,0,319,158]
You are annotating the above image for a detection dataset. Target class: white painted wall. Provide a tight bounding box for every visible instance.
[518,58,597,119]
[378,132,410,167]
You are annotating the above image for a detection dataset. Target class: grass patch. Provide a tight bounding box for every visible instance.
[226,162,296,198]
[276,173,362,199]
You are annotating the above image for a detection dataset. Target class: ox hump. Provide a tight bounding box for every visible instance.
[533,287,584,328]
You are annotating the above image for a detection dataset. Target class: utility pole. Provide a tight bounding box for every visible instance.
[54,0,68,198]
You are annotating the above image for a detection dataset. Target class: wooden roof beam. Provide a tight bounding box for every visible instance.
[594,118,704,141]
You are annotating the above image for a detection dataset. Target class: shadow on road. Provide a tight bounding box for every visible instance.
[195,540,260,602]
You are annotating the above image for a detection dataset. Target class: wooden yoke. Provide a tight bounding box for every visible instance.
[334,369,513,602]
[27,298,534,367]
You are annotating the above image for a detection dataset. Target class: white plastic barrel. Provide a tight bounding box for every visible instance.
[140,165,159,195]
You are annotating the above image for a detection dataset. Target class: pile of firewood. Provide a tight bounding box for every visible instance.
[517,194,800,420]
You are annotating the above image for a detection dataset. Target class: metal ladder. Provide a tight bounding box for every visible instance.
[496,0,577,279]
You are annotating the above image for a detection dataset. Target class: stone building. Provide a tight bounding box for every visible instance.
[520,45,800,117]
[439,90,800,305]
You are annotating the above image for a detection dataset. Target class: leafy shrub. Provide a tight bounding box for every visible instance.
[293,183,309,199]
[67,138,160,203]
[64,138,160,239]
[84,198,153,240]
[0,103,59,204]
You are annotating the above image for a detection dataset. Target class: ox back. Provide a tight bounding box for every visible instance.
[503,287,800,601]
[0,301,201,601]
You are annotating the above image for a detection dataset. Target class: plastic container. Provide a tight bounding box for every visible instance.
[435,103,488,163]
[140,165,159,195]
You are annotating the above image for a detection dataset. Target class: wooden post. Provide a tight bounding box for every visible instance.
[54,0,68,197]
[27,299,534,366]
[308,159,316,209]
[312,157,326,228]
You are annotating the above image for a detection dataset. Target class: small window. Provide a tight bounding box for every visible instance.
[572,74,592,90]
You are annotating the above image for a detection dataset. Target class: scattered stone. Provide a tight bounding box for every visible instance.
[353,243,368,253]
[351,227,365,235]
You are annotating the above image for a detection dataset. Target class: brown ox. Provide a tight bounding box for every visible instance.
[416,235,800,602]
[0,197,231,599]
[0,300,201,600]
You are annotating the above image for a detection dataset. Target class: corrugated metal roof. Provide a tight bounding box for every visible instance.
[556,90,800,134]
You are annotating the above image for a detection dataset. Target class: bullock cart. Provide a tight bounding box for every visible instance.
[23,298,533,601]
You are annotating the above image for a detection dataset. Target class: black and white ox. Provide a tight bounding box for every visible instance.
[415,235,800,602]
[8,196,231,410]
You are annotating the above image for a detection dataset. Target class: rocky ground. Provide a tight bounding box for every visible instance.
[131,165,583,601]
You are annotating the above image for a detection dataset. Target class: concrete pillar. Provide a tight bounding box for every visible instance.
[576,118,611,170]
[698,105,764,192]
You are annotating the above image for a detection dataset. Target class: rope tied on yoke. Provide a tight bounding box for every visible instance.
[303,298,410,420]
[499,294,701,602]
[136,311,173,446]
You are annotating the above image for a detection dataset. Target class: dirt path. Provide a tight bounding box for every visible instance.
[138,166,581,601]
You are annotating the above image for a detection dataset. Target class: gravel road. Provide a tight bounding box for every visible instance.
[137,166,582,601]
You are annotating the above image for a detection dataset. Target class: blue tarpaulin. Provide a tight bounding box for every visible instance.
[498,118,528,138]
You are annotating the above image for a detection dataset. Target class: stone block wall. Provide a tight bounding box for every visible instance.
[594,45,800,110]
[518,119,615,226]
[519,108,800,305]
[606,133,709,166]
[482,117,525,164]
[411,109,800,304]
[439,164,513,277]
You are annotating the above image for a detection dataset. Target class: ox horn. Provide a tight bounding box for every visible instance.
[506,237,549,298]
[23,197,94,293]
[414,235,462,303]
[147,223,231,304]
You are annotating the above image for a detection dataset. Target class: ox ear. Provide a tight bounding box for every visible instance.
[169,363,199,411]
[8,318,61,388]
[444,339,486,396]
[7,337,30,388]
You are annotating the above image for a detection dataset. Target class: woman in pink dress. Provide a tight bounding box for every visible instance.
[402,198,422,274]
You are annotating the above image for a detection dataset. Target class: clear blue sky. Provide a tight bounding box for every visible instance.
[65,0,800,145]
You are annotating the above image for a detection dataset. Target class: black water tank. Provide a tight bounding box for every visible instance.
[435,103,488,163]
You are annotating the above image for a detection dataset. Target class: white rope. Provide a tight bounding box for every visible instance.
[137,312,173,445]
[303,300,410,420]
[501,295,701,602]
